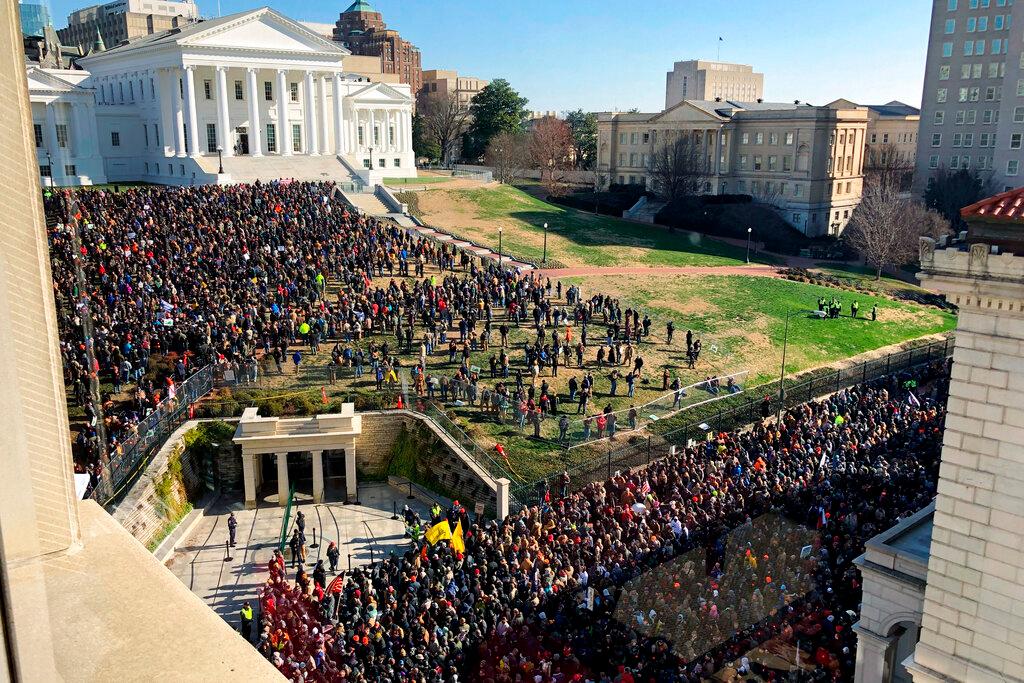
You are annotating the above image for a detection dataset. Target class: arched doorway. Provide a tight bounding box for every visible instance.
[886,621,919,683]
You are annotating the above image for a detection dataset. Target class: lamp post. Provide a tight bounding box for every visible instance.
[369,147,374,170]
[498,227,503,267]
[776,309,797,424]
[745,227,752,263]
[542,222,548,264]
[45,151,53,185]
[216,145,224,174]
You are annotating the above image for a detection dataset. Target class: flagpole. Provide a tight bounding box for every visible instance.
[717,37,721,61]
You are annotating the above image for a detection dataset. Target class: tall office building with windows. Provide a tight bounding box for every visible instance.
[912,0,1024,197]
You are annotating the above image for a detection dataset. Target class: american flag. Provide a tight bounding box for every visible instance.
[639,481,651,496]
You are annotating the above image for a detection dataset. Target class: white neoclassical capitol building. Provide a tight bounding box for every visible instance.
[27,6,416,187]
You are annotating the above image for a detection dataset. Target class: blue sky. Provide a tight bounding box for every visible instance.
[44,0,933,112]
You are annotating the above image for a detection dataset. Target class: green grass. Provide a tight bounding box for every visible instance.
[385,176,453,185]
[811,262,924,294]
[416,184,775,268]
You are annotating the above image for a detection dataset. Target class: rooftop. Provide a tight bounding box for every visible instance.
[961,186,1024,224]
[343,0,375,13]
[864,100,920,117]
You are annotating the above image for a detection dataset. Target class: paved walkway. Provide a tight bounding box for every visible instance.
[164,482,430,628]
[532,263,784,279]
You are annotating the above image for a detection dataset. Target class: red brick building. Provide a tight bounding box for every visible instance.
[333,0,422,96]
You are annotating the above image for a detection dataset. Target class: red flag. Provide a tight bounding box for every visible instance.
[396,395,404,409]
[321,387,329,405]
[188,403,195,419]
[326,575,345,594]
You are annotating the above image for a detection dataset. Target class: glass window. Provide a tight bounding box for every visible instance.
[938,88,948,102]
[55,124,68,148]
[967,110,977,124]
[741,133,749,144]
[978,16,988,31]
[753,155,763,170]
[1011,133,1022,148]
[973,62,983,78]
[783,155,792,171]
[932,133,942,146]
[265,123,276,153]
[292,124,302,152]
[943,42,954,57]
[929,154,939,168]
[935,111,945,124]
[234,80,243,100]
[143,125,148,147]
[64,164,76,176]
[110,131,120,147]
[204,80,212,100]
[945,19,956,33]
[393,158,401,168]
[738,154,748,169]
[1013,106,1024,123]
[948,0,957,9]
[964,133,974,146]
[962,63,972,79]
[264,81,273,101]
[940,65,951,80]
[769,132,778,145]
[33,123,42,147]
[794,184,802,197]
[755,132,764,144]
[975,39,986,54]
[968,17,977,31]
[1008,159,1019,175]
[767,155,777,170]
[207,123,218,153]
[290,83,299,102]
[784,132,794,145]
[964,40,974,56]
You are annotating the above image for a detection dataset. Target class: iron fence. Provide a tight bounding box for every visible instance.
[88,364,215,505]
[510,336,954,510]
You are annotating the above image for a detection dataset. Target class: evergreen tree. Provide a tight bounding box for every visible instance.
[463,79,528,161]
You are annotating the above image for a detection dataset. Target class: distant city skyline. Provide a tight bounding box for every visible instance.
[40,0,932,112]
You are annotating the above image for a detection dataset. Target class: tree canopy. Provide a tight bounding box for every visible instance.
[564,109,597,170]
[464,79,529,161]
[924,167,994,231]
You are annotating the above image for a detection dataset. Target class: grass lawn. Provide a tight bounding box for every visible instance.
[410,184,772,268]
[385,176,453,185]
[810,262,926,295]
[194,262,954,484]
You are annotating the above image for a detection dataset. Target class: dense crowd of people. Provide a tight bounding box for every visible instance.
[251,362,949,681]
[46,180,704,476]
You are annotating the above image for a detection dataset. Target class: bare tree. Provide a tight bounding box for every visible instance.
[845,182,953,279]
[485,131,530,184]
[528,116,573,196]
[753,180,783,208]
[864,142,914,193]
[419,92,472,167]
[648,131,710,201]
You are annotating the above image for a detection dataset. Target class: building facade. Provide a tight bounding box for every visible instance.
[419,69,487,108]
[665,60,764,110]
[332,0,421,96]
[912,0,1024,196]
[32,7,415,187]
[597,99,867,236]
[57,0,199,54]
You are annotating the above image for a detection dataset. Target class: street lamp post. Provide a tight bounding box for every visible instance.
[542,222,548,264]
[498,227,503,268]
[745,227,752,264]
[776,309,793,424]
[45,151,53,185]
[216,146,224,175]
[369,147,374,170]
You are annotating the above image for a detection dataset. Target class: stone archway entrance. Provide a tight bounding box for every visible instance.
[233,406,362,508]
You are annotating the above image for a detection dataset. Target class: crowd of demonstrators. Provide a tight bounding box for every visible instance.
[46,181,709,472]
[249,361,949,682]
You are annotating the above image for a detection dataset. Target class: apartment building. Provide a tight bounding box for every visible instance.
[665,60,764,109]
[912,0,1024,196]
[597,99,867,237]
[57,0,198,53]
[419,69,488,107]
[332,0,422,96]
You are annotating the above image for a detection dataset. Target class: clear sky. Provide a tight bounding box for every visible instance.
[44,0,933,113]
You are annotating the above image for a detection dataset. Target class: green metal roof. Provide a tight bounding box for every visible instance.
[343,0,374,12]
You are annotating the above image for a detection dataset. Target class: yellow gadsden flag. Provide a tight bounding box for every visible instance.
[424,520,452,545]
[451,520,466,555]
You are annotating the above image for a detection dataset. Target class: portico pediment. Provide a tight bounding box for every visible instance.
[27,67,86,94]
[348,82,412,105]
[650,101,726,125]
[184,10,349,55]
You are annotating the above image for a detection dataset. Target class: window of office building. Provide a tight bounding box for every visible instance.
[741,132,749,144]
[935,111,945,124]
[755,132,764,144]
[1007,159,1019,175]
[55,124,68,148]
[945,19,956,33]
[929,154,939,168]
[965,40,974,56]
[940,65,951,80]
[769,132,778,145]
[1013,106,1024,123]
[968,16,977,31]
[964,133,974,146]
[932,133,942,146]
[1011,133,1022,149]
[738,154,748,169]
[753,155,763,170]
[784,132,794,145]
[973,62,983,78]
[943,42,954,57]
[768,155,777,171]
[978,16,988,31]
[394,158,401,168]
[64,164,76,176]
[938,88,948,102]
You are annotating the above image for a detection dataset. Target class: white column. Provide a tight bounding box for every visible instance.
[171,68,186,158]
[403,108,411,152]
[43,103,62,181]
[333,73,344,155]
[158,69,175,157]
[183,65,200,156]
[311,450,324,504]
[242,452,257,509]
[69,101,89,158]
[216,66,232,158]
[303,71,318,155]
[246,68,263,156]
[320,75,331,156]
[853,625,896,683]
[496,477,510,521]
[276,452,289,506]
[277,69,291,156]
[344,444,357,501]
[369,109,376,160]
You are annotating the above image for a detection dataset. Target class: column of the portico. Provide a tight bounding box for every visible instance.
[276,452,289,506]
[311,450,324,504]
[43,103,63,181]
[277,69,291,156]
[303,71,318,155]
[158,69,176,157]
[319,75,331,156]
[333,73,345,155]
[171,68,186,157]
[69,100,89,160]
[242,452,257,509]
[369,109,376,158]
[246,68,263,156]
[183,66,200,156]
[216,66,232,157]
[345,443,357,501]
[403,109,411,153]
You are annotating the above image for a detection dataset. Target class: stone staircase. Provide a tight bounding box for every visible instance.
[193,153,363,185]
[344,191,392,216]
[624,196,668,224]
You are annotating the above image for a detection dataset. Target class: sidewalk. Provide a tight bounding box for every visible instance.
[164,482,431,628]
